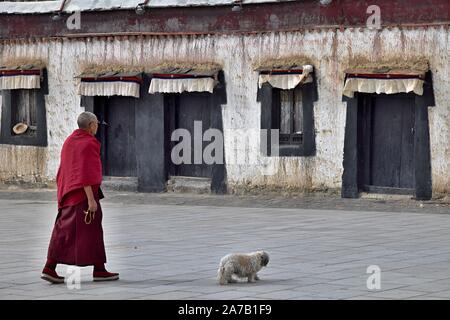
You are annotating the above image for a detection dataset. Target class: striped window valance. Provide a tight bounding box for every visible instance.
[148,63,221,94]
[258,65,314,90]
[0,68,42,90]
[343,62,429,98]
[76,73,142,98]
[149,73,217,94]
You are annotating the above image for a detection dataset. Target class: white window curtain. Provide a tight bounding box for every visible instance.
[258,65,313,90]
[77,80,140,98]
[343,77,425,98]
[148,77,216,94]
[0,74,41,90]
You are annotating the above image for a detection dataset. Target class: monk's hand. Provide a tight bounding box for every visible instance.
[83,185,97,213]
[87,199,98,213]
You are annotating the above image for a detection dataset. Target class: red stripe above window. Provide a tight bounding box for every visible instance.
[151,73,213,79]
[346,73,425,80]
[80,76,142,83]
[0,69,41,76]
[259,69,304,75]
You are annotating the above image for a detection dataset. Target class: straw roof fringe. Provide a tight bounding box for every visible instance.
[0,58,46,70]
[254,55,314,71]
[78,63,145,78]
[148,61,222,76]
[345,57,429,75]
[78,61,222,77]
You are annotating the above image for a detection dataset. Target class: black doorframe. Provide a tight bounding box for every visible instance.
[341,71,435,200]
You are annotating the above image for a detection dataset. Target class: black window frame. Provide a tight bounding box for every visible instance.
[0,69,48,147]
[258,72,317,157]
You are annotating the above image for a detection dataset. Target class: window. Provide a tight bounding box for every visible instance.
[0,66,47,146]
[259,79,317,157]
[10,89,38,137]
[276,87,303,145]
[0,87,47,146]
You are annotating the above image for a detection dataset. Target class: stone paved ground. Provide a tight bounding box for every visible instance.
[0,189,449,300]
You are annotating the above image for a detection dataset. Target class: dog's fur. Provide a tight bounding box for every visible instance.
[217,251,269,285]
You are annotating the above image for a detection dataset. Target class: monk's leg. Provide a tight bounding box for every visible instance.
[42,207,78,284]
[45,258,57,270]
[91,202,119,282]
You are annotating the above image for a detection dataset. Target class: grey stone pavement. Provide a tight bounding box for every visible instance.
[0,188,449,300]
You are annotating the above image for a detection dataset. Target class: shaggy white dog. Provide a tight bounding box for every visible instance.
[217,251,269,285]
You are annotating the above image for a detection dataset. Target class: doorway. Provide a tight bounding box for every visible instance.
[94,96,137,177]
[165,92,213,178]
[358,93,415,194]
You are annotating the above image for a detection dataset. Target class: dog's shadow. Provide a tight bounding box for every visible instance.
[222,277,287,286]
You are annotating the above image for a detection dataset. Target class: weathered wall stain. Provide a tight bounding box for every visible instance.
[0,144,48,184]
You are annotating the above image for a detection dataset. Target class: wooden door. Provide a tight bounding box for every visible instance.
[167,93,212,178]
[361,94,415,192]
[95,96,137,177]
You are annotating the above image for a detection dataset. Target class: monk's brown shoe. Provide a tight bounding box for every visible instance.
[93,271,119,282]
[41,267,65,284]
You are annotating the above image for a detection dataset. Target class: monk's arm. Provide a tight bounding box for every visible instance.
[83,185,97,212]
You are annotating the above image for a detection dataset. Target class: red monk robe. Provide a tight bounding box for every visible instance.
[47,128,106,266]
[42,122,118,284]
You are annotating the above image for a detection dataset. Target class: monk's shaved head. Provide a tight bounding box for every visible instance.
[77,112,98,129]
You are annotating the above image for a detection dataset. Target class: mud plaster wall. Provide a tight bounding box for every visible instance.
[0,26,448,193]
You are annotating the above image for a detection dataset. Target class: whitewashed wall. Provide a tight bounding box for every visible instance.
[0,26,448,193]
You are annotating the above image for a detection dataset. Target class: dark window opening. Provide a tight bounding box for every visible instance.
[259,77,317,157]
[274,87,304,146]
[0,83,48,147]
[10,89,38,137]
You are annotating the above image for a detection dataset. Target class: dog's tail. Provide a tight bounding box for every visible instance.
[217,266,227,285]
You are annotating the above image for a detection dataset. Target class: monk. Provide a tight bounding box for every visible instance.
[41,112,119,284]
